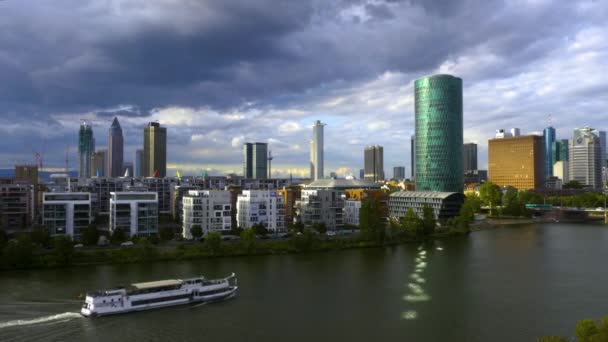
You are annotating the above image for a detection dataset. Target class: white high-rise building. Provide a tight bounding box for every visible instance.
[237,190,285,232]
[42,192,91,240]
[310,120,325,180]
[182,190,232,239]
[110,192,158,237]
[568,127,602,190]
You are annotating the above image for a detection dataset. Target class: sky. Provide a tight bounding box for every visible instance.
[0,0,606,178]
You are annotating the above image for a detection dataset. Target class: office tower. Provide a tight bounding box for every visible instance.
[364,145,384,182]
[552,139,569,163]
[107,117,124,178]
[488,135,544,190]
[463,143,477,173]
[393,166,405,180]
[569,127,602,190]
[553,161,569,183]
[135,149,143,177]
[600,131,607,167]
[410,135,416,179]
[310,120,325,180]
[243,142,268,179]
[143,122,167,178]
[78,122,95,178]
[543,126,556,178]
[92,150,107,177]
[414,74,463,192]
[359,169,365,180]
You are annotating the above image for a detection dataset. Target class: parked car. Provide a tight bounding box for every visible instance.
[74,243,84,248]
[120,241,134,247]
[326,231,336,237]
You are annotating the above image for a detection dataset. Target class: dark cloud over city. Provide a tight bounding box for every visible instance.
[0,0,606,177]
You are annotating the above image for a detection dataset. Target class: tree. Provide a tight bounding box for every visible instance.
[563,180,584,189]
[230,226,243,236]
[576,319,599,342]
[203,231,222,255]
[136,237,157,260]
[401,208,423,237]
[3,235,34,269]
[110,227,127,243]
[0,229,7,251]
[502,188,522,216]
[240,228,256,253]
[288,222,305,233]
[159,227,174,241]
[479,182,502,216]
[291,228,316,251]
[52,235,74,266]
[536,337,568,342]
[360,198,385,242]
[252,223,269,236]
[82,224,100,246]
[421,205,436,235]
[190,225,203,240]
[312,222,327,235]
[30,227,51,247]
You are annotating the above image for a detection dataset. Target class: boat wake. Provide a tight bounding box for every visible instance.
[0,312,81,329]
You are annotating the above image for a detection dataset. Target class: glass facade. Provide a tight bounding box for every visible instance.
[414,74,463,192]
[78,123,95,178]
[543,127,556,178]
[551,139,569,163]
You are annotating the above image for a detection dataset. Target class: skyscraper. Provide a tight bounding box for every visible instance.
[364,145,384,182]
[393,166,405,180]
[552,139,569,163]
[243,142,268,179]
[414,74,463,192]
[135,149,144,177]
[410,135,415,179]
[359,169,364,180]
[78,122,95,178]
[143,122,167,178]
[488,135,544,190]
[108,117,124,178]
[569,127,602,190]
[599,131,607,167]
[310,120,325,180]
[543,126,556,179]
[463,143,477,173]
[92,150,107,177]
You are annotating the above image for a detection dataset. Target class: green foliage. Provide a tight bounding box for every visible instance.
[203,231,222,255]
[564,180,584,189]
[240,228,256,252]
[190,225,203,240]
[252,223,269,236]
[402,208,424,238]
[0,229,7,250]
[52,235,74,266]
[479,182,502,215]
[576,319,599,342]
[288,222,305,233]
[502,188,522,216]
[519,190,544,205]
[537,337,568,342]
[3,235,34,269]
[136,237,158,260]
[291,229,317,251]
[360,198,385,242]
[421,205,436,235]
[230,226,244,236]
[82,224,100,246]
[110,227,127,243]
[30,228,51,247]
[312,222,327,235]
[159,227,174,241]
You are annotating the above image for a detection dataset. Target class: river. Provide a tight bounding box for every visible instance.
[1,222,607,341]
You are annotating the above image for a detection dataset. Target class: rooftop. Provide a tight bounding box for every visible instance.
[130,279,182,290]
[305,178,381,190]
[390,191,463,200]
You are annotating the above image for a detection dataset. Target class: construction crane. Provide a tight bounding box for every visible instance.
[268,150,274,179]
[34,152,43,173]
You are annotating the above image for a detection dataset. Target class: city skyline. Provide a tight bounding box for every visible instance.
[0,1,606,178]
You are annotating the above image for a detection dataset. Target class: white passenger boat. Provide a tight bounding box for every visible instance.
[81,273,237,317]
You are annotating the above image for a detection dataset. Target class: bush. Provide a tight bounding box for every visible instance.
[203,231,222,255]
[190,225,203,240]
[52,235,74,266]
[3,235,34,269]
[110,227,127,243]
[82,224,100,246]
[159,227,174,241]
[240,228,256,253]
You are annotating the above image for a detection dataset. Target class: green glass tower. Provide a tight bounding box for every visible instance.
[414,74,463,192]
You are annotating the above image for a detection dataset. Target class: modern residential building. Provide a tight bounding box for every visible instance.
[0,179,34,235]
[296,179,380,230]
[139,177,172,214]
[109,192,158,237]
[15,165,38,184]
[310,120,325,180]
[488,135,543,190]
[388,191,465,221]
[543,126,556,179]
[92,150,107,177]
[553,161,569,184]
[143,122,167,177]
[463,143,478,173]
[364,145,384,182]
[410,135,416,179]
[569,127,602,190]
[108,117,124,177]
[171,184,200,222]
[277,185,302,226]
[343,189,387,227]
[414,74,463,192]
[135,149,144,177]
[393,166,406,180]
[236,190,285,232]
[42,192,91,239]
[79,122,95,178]
[182,190,232,239]
[243,142,268,179]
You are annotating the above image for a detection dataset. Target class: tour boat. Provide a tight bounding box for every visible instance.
[81,273,237,317]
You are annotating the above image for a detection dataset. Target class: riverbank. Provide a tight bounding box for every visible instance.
[471,218,537,231]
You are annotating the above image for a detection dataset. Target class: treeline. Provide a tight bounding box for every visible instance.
[538,315,608,341]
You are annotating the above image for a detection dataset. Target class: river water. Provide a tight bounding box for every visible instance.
[1,222,607,341]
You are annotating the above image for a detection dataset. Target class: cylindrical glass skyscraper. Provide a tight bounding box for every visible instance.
[414,74,463,193]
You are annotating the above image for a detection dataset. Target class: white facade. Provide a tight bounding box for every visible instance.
[297,189,344,229]
[553,161,569,183]
[310,120,325,180]
[568,127,602,190]
[42,192,91,239]
[236,190,285,232]
[110,192,158,237]
[182,190,232,239]
[343,199,361,227]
